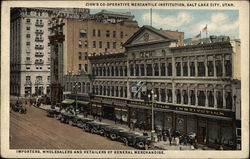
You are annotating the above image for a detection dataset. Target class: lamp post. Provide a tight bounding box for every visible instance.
[73,82,80,115]
[148,90,157,142]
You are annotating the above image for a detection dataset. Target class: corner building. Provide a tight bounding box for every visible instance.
[89,26,241,149]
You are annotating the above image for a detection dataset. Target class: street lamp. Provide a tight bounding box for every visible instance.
[148,90,157,142]
[73,82,81,115]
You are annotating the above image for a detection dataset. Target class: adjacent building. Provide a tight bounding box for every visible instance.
[10,7,90,97]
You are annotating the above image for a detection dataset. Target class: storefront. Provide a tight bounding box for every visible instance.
[76,101,90,113]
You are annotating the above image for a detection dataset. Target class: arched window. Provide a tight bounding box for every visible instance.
[198,62,205,76]
[99,85,102,95]
[167,89,172,103]
[111,86,114,96]
[135,64,139,76]
[103,86,106,95]
[86,83,90,93]
[160,89,166,102]
[140,64,145,76]
[160,63,166,76]
[198,91,205,106]
[92,67,95,75]
[93,85,96,94]
[207,61,214,76]
[183,90,188,104]
[107,67,110,76]
[124,66,127,76]
[111,66,114,76]
[208,91,214,107]
[183,62,188,76]
[107,86,110,96]
[124,87,127,98]
[103,67,106,76]
[217,91,223,108]
[119,66,123,76]
[190,62,195,76]
[225,60,232,76]
[226,92,232,109]
[147,64,153,76]
[190,90,196,105]
[154,63,159,76]
[154,88,159,101]
[120,87,123,97]
[167,63,172,76]
[82,82,85,93]
[115,86,119,97]
[176,62,181,76]
[216,61,223,76]
[130,64,134,76]
[115,67,119,76]
[176,89,181,104]
[99,67,102,76]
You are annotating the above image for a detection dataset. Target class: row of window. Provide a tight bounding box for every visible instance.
[92,85,233,109]
[25,65,50,70]
[65,82,91,93]
[92,41,119,49]
[92,60,232,77]
[26,76,50,82]
[92,29,124,38]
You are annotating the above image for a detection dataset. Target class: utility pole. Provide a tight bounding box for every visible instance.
[148,90,156,142]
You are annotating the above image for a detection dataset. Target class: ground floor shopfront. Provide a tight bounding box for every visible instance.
[86,96,237,150]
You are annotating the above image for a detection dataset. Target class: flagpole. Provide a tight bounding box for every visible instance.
[150,8,152,26]
[206,24,208,40]
[200,31,202,43]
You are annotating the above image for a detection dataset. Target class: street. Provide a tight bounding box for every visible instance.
[10,105,135,150]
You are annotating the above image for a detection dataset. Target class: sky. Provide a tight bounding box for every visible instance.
[91,9,239,39]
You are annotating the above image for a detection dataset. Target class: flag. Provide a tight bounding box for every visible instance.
[202,25,207,32]
[191,32,201,41]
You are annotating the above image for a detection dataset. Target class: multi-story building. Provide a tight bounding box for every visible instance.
[88,25,241,149]
[10,7,90,97]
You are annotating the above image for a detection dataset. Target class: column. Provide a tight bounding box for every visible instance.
[138,63,141,76]
[173,83,176,104]
[133,63,136,76]
[195,87,198,106]
[188,86,191,105]
[158,61,161,76]
[166,59,168,76]
[187,58,190,77]
[213,55,216,77]
[158,87,161,102]
[205,55,208,77]
[165,87,168,103]
[222,55,225,77]
[152,62,155,76]
[214,88,217,108]
[223,88,226,109]
[144,62,146,76]
[205,88,208,107]
[172,56,176,78]
[180,59,183,76]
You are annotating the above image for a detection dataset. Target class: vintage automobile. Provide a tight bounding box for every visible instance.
[11,103,27,114]
[134,136,152,150]
[105,127,126,141]
[60,112,76,125]
[83,121,108,134]
[74,116,94,128]
[46,109,61,118]
[119,131,140,146]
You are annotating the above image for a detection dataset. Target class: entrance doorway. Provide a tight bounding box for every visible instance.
[103,105,114,120]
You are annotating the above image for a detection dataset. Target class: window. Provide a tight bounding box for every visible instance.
[107,86,110,96]
[47,76,50,82]
[113,42,116,49]
[106,30,110,37]
[208,91,214,107]
[111,66,114,76]
[225,60,232,76]
[190,62,195,76]
[183,90,188,104]
[99,41,102,48]
[190,90,196,105]
[26,18,30,23]
[167,89,172,103]
[120,31,124,38]
[140,64,145,76]
[115,86,119,97]
[40,12,42,16]
[85,64,88,72]
[26,26,30,30]
[176,62,181,76]
[226,92,232,109]
[78,52,82,60]
[119,66,123,76]
[26,42,30,46]
[78,40,82,48]
[161,89,166,102]
[183,62,188,76]
[26,57,30,61]
[147,64,153,76]
[103,67,106,76]
[216,61,223,77]
[198,91,205,106]
[93,29,96,36]
[216,91,223,108]
[92,41,96,48]
[27,11,30,15]
[97,30,101,37]
[124,87,127,98]
[130,64,134,76]
[26,76,31,81]
[106,42,110,49]
[124,67,127,76]
[207,61,214,76]
[120,87,123,97]
[79,30,86,38]
[176,90,181,104]
[113,31,116,38]
[26,65,30,70]
[198,62,205,76]
[161,63,166,76]
[167,63,172,76]
[115,67,119,76]
[154,63,159,76]
[78,64,82,71]
[36,76,42,82]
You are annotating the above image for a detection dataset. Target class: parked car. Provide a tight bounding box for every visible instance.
[60,112,75,125]
[46,109,61,118]
[74,116,93,128]
[105,127,126,141]
[134,136,152,150]
[119,131,140,146]
[83,121,108,134]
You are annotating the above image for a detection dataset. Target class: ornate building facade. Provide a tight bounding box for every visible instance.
[89,26,241,149]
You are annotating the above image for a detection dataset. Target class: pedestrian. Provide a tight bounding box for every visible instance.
[99,116,102,122]
[114,118,117,124]
[169,136,172,146]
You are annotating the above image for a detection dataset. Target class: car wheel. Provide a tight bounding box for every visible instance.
[99,129,105,135]
[123,138,128,146]
[56,115,61,120]
[90,128,95,134]
[110,134,117,140]
[84,126,90,132]
[137,142,145,149]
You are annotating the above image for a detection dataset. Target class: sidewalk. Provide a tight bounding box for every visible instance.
[38,104,214,150]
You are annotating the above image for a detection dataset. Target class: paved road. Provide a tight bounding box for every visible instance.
[10,106,135,150]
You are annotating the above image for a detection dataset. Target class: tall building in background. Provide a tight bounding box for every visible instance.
[10,8,90,97]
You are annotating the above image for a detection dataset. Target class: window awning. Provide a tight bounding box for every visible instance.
[62,99,75,104]
[77,101,89,105]
[80,30,86,33]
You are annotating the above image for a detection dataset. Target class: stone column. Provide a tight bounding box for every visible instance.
[205,55,208,77]
[158,61,161,76]
[187,58,190,77]
[173,83,176,104]
[195,87,198,106]
[195,56,198,77]
[205,89,208,107]
[223,87,226,109]
[214,88,217,108]
[180,59,183,76]
[172,56,176,78]
[222,55,225,77]
[213,56,216,77]
[158,87,161,102]
[138,63,141,76]
[152,62,155,76]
